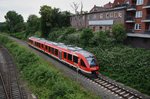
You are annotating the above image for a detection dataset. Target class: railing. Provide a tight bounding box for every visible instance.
[144,30,150,34]
[127,29,134,33]
[127,5,136,9]
[145,15,150,20]
[115,4,128,7]
[126,16,135,21]
[146,2,150,6]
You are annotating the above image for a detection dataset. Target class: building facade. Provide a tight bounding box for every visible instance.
[70,0,150,49]
[70,0,150,35]
[70,8,126,32]
[126,0,150,34]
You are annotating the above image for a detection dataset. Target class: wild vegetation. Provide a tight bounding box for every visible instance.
[40,27,150,96]
[0,35,99,99]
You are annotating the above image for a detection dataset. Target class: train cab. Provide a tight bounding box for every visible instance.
[76,50,99,76]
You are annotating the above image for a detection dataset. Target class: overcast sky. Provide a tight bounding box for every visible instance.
[0,0,113,22]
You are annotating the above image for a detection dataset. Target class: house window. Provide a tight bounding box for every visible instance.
[106,13,110,19]
[136,0,143,5]
[100,14,103,19]
[118,12,122,18]
[110,12,113,18]
[99,26,102,30]
[135,11,142,18]
[126,1,129,4]
[134,24,141,30]
[93,14,96,19]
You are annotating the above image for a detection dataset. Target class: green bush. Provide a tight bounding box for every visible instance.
[0,35,99,99]
[88,45,150,95]
[80,29,94,47]
[112,23,126,42]
[90,31,108,46]
[10,32,26,40]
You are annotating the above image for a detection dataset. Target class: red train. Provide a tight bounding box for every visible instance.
[28,36,99,75]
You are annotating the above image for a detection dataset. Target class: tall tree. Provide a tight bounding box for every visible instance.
[5,11,25,33]
[26,15,40,36]
[39,5,53,38]
[60,11,71,27]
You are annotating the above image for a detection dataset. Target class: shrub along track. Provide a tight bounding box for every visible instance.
[0,45,27,99]
[3,35,150,99]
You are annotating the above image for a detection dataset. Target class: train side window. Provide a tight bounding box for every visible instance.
[49,47,51,52]
[68,54,72,61]
[64,52,67,59]
[55,49,58,56]
[52,48,54,54]
[38,43,40,47]
[46,46,48,50]
[73,56,78,63]
[81,59,86,67]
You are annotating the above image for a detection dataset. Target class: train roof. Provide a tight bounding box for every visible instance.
[29,36,94,58]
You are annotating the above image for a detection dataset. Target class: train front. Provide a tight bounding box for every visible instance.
[86,56,99,75]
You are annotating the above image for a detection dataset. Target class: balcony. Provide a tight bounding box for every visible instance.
[143,2,150,9]
[142,15,150,22]
[127,29,134,33]
[126,16,135,23]
[127,5,136,11]
[144,30,150,34]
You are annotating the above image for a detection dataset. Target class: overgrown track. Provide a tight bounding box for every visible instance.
[90,74,143,99]
[0,46,27,99]
[0,71,9,99]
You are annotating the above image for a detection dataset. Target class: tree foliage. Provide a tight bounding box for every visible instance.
[112,23,126,42]
[39,5,53,38]
[5,11,25,33]
[81,29,94,47]
[26,15,40,36]
[39,5,71,38]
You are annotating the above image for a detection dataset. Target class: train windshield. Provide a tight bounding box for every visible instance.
[86,57,97,67]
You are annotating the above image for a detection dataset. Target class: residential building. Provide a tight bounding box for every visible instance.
[70,4,126,32]
[70,0,150,49]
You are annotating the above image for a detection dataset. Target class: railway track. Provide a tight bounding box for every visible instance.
[0,45,27,99]
[87,74,143,99]
[0,71,9,99]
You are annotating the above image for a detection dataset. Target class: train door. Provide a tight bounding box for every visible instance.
[59,51,62,60]
[73,55,78,67]
[79,58,87,71]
